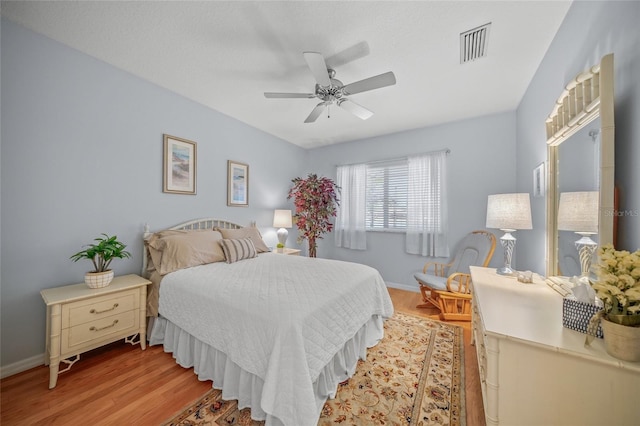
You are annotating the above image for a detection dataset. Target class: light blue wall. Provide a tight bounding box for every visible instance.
[307,111,516,288]
[0,19,306,367]
[4,0,638,372]
[516,1,640,274]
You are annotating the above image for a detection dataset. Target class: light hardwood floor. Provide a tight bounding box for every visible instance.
[0,288,485,425]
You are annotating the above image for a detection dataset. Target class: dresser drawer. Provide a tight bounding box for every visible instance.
[62,289,139,328]
[61,310,138,354]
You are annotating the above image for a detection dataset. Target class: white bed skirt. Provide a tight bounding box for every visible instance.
[149,314,385,426]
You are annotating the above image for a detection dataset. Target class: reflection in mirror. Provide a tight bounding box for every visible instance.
[556,119,600,278]
[558,191,599,281]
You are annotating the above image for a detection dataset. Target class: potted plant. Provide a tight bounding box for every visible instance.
[287,173,340,258]
[276,243,285,253]
[70,233,132,288]
[590,244,640,361]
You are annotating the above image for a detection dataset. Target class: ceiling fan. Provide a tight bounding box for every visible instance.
[264,52,396,123]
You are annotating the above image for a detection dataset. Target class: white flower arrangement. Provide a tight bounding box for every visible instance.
[591,244,640,323]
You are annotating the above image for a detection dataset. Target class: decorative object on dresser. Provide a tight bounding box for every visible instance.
[470,266,640,426]
[485,193,532,275]
[227,160,249,206]
[287,173,340,257]
[414,230,496,321]
[163,134,196,195]
[40,274,151,389]
[69,233,132,288]
[272,209,292,249]
[557,191,599,282]
[586,244,640,361]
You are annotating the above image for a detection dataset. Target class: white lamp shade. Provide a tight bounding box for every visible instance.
[273,209,292,228]
[557,191,599,233]
[486,193,533,230]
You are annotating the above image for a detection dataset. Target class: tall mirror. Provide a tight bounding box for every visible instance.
[546,54,615,278]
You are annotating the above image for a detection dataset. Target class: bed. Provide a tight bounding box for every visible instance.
[142,218,394,426]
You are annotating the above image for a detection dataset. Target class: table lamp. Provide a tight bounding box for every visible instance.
[557,191,599,280]
[486,193,533,275]
[273,209,292,247]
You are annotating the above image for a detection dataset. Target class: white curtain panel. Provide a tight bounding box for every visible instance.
[405,151,449,257]
[335,164,367,249]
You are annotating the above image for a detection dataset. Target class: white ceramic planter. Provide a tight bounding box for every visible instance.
[84,270,114,289]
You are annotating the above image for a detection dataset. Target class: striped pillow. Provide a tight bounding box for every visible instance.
[219,238,257,264]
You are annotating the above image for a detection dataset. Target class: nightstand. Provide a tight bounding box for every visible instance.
[274,248,301,256]
[40,274,151,389]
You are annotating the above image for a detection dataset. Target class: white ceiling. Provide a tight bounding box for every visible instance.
[1,1,572,149]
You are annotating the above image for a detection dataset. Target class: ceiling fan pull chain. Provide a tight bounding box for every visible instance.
[328,104,331,119]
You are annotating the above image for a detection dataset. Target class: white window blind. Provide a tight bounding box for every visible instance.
[366,161,408,230]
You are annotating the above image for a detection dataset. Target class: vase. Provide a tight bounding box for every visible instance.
[308,237,317,258]
[601,317,640,362]
[85,270,114,289]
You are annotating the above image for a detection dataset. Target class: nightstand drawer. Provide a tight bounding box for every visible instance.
[62,289,139,328]
[61,310,138,353]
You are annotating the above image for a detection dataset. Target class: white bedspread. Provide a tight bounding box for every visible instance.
[157,253,394,426]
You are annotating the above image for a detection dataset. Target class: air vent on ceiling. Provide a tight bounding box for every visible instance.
[460,23,491,63]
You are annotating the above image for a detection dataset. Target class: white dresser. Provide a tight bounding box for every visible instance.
[470,266,640,426]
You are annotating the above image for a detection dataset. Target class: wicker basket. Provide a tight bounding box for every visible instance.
[562,298,603,338]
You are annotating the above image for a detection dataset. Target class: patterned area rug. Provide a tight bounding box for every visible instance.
[163,312,465,426]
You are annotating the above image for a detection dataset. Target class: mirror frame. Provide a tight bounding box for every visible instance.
[545,54,615,277]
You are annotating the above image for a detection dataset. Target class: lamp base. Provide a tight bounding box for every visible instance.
[277,228,288,246]
[575,233,598,279]
[496,265,515,276]
[497,230,517,276]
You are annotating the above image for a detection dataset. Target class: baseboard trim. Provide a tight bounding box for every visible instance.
[385,281,420,293]
[1,353,44,379]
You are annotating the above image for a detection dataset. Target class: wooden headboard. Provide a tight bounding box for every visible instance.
[141,218,244,276]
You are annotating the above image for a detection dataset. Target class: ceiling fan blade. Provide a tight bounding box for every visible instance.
[304,102,328,123]
[342,71,396,95]
[264,92,315,99]
[303,52,332,87]
[338,99,373,120]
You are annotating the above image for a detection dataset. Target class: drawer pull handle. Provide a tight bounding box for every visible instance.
[90,320,119,331]
[90,303,119,314]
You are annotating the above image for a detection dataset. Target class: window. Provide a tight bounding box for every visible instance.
[336,150,449,256]
[366,161,408,230]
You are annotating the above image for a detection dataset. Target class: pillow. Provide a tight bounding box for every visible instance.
[146,229,225,275]
[219,238,257,264]
[217,227,270,253]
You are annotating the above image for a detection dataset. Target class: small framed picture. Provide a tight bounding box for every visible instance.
[163,134,196,194]
[533,162,545,198]
[227,160,249,206]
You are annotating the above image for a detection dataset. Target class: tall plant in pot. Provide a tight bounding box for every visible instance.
[287,174,340,258]
[70,233,132,288]
[589,244,640,361]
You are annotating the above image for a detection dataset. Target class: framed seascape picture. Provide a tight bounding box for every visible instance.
[533,161,545,198]
[163,134,196,195]
[227,160,249,206]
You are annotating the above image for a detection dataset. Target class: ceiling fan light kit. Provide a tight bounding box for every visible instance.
[264,51,396,123]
